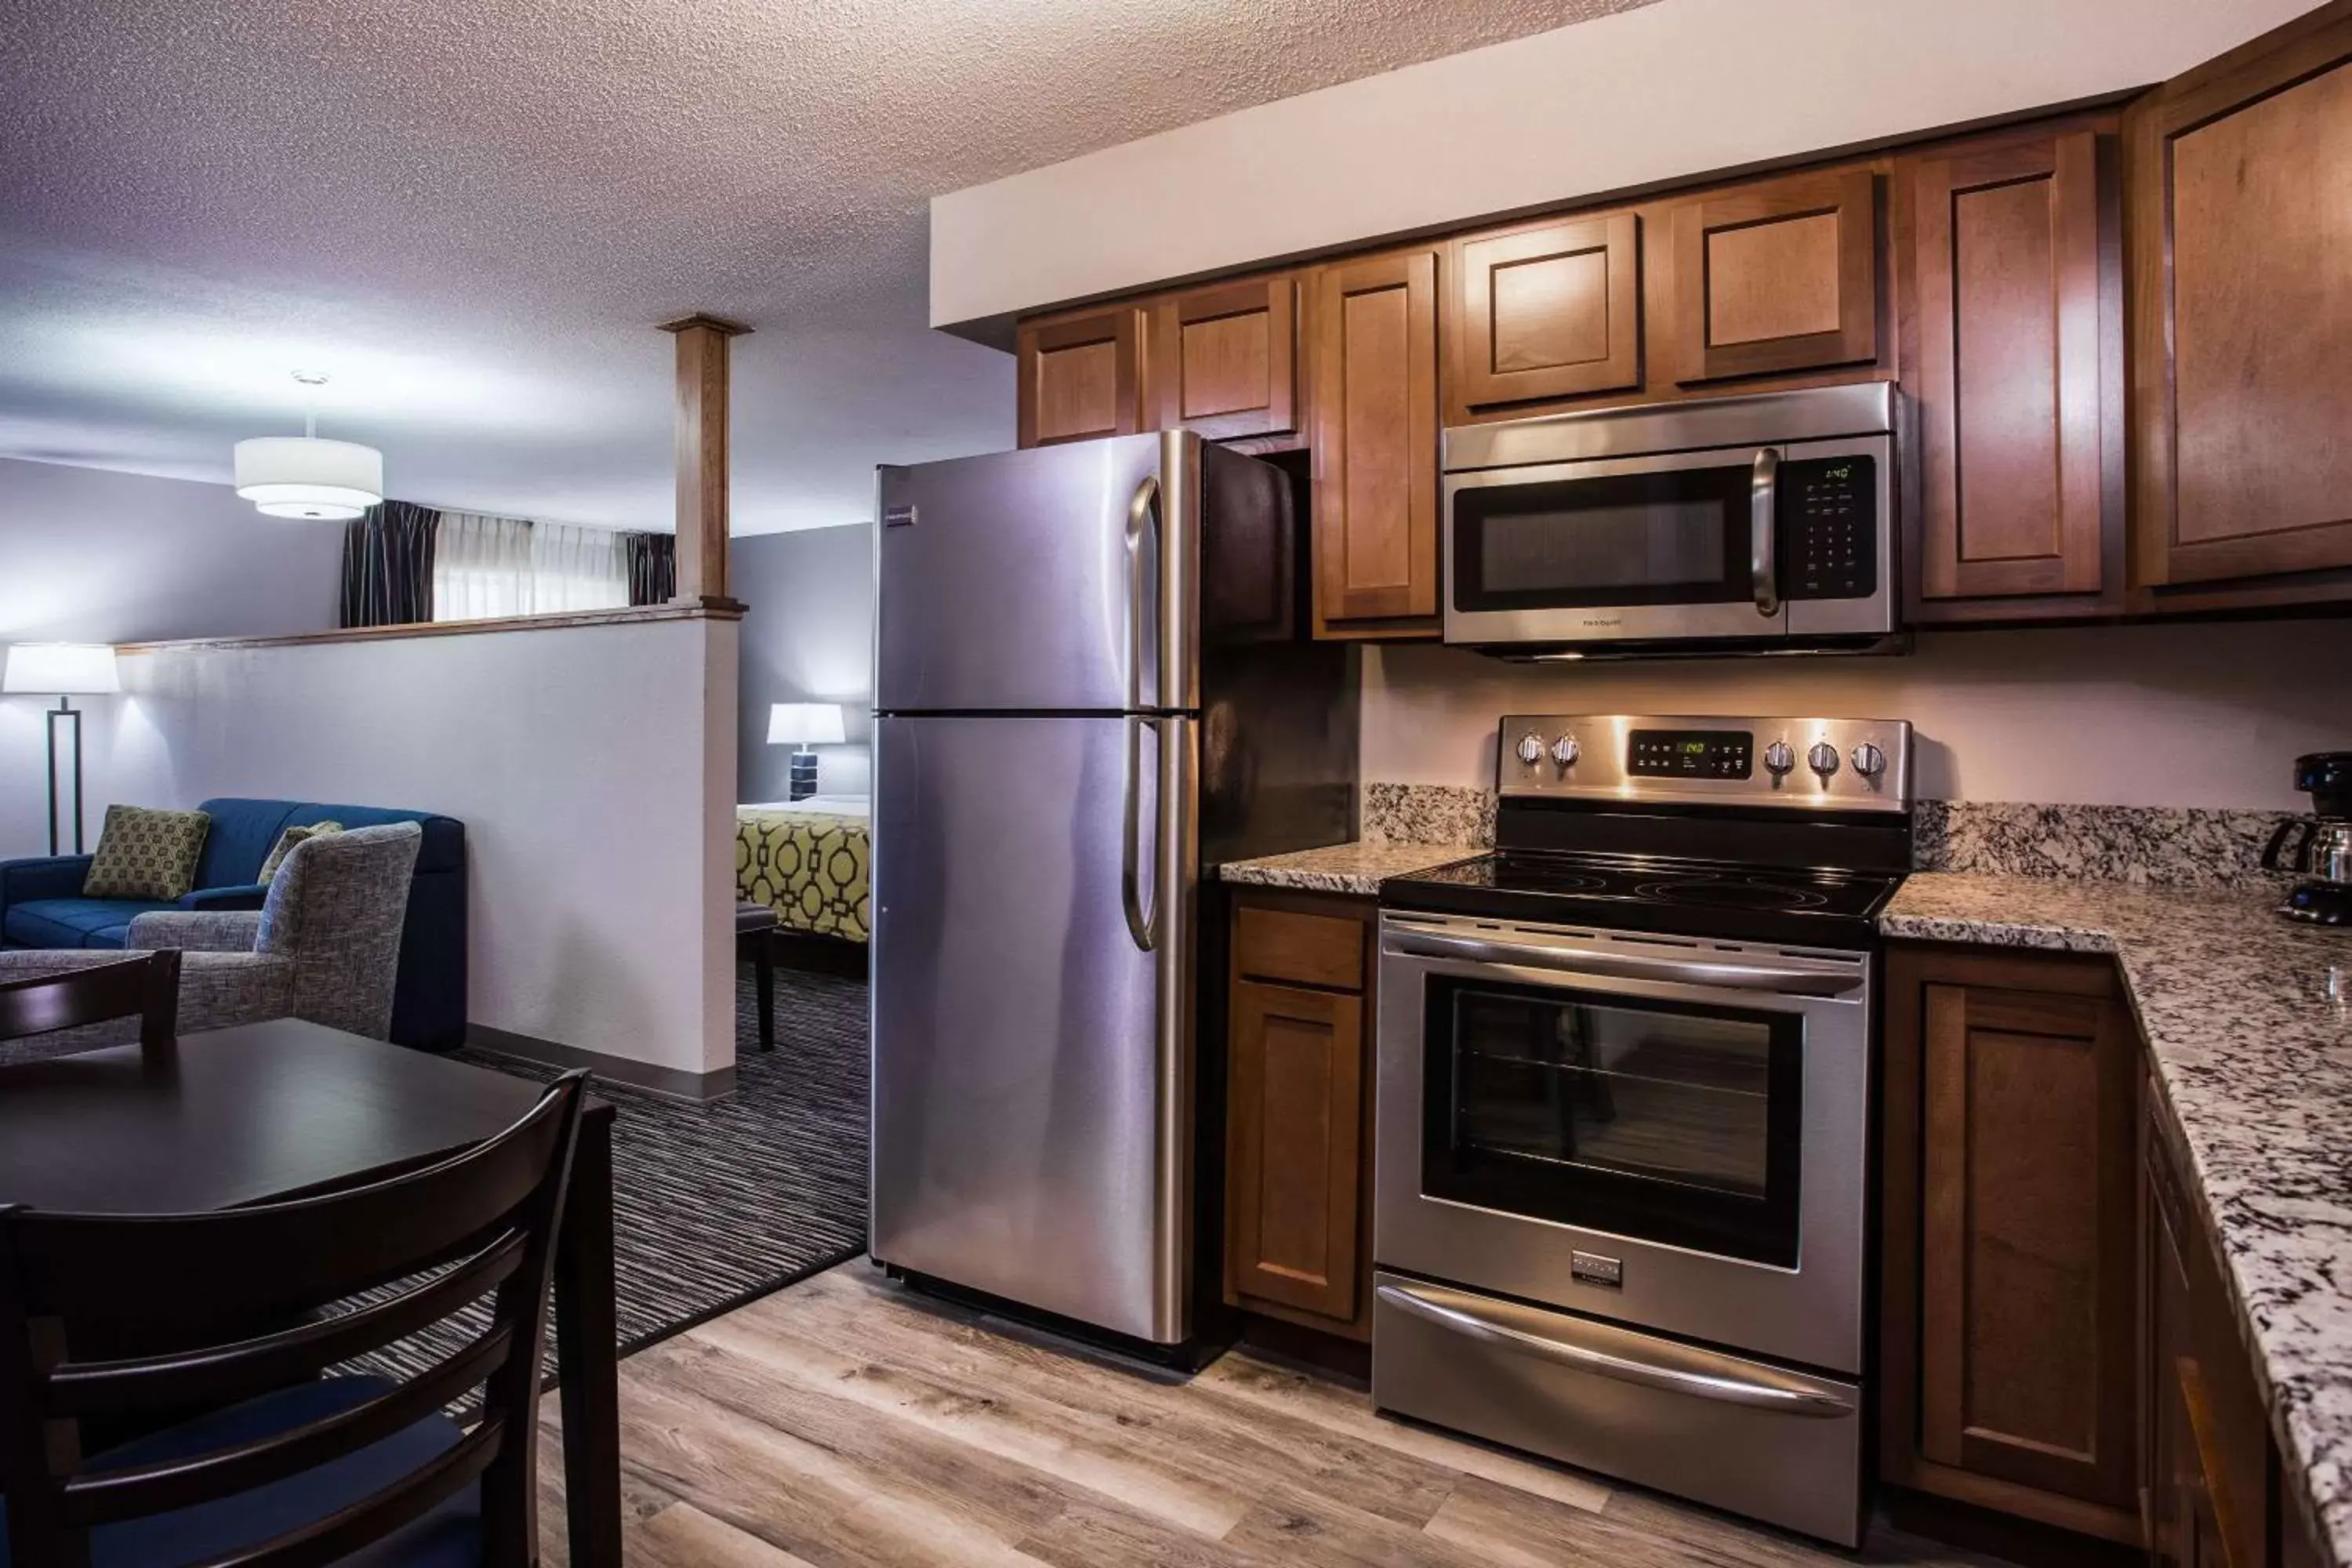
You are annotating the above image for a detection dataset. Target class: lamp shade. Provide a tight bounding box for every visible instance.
[233,437,384,521]
[3,643,119,696]
[767,702,846,746]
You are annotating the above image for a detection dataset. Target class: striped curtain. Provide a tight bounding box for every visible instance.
[624,532,676,605]
[339,501,440,628]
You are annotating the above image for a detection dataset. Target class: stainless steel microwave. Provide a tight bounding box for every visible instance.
[1441,383,1900,656]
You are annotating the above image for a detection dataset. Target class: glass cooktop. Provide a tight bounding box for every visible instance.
[1382,849,1902,946]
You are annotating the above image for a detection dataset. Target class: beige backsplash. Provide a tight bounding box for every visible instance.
[1360,620,2352,814]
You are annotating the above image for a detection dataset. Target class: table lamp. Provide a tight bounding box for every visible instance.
[767,702,845,801]
[4,643,121,855]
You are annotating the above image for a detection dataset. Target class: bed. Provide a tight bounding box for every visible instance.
[735,796,870,945]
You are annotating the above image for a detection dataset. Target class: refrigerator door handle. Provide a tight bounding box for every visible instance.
[1122,714,1160,951]
[1125,474,1161,713]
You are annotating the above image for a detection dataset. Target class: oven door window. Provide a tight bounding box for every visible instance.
[1422,975,1803,1269]
[1452,463,1756,612]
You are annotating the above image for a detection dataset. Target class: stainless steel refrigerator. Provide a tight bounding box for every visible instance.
[870,429,1357,1352]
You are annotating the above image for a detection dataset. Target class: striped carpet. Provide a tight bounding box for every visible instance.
[456,961,871,1355]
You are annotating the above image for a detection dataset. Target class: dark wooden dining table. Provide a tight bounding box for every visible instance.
[0,1015,623,1568]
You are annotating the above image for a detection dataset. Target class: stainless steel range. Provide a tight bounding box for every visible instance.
[1372,713,1914,1547]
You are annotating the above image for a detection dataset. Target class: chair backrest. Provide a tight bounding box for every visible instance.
[0,1070,588,1568]
[0,953,180,1051]
[256,822,423,1039]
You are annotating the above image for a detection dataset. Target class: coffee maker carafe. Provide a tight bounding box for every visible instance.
[2264,753,2352,926]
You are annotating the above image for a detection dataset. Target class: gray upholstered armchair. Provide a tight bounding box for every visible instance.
[0,822,423,1054]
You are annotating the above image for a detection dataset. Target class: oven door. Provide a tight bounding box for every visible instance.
[1441,436,1893,648]
[1375,912,1871,1374]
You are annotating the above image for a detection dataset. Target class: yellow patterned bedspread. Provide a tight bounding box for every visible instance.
[735,806,870,942]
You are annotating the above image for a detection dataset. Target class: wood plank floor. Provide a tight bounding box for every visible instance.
[536,1263,2012,1568]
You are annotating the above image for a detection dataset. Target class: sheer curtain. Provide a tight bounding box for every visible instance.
[433,514,630,620]
[530,522,630,613]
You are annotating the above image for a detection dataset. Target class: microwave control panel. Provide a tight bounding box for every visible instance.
[1783,456,1877,601]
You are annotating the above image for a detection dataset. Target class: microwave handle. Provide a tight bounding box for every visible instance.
[1751,447,1780,617]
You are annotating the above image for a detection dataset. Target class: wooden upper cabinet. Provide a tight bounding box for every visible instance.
[1150,276,1299,441]
[1306,248,1441,637]
[1882,946,2141,1546]
[2129,3,2352,589]
[1016,306,1148,448]
[1446,212,1641,421]
[1671,168,1879,383]
[1900,128,2121,615]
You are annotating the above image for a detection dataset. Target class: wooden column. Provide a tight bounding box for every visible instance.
[658,314,751,607]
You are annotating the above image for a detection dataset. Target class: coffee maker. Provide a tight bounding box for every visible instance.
[2265,753,2352,926]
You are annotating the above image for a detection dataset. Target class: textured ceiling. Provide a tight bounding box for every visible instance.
[0,0,1658,532]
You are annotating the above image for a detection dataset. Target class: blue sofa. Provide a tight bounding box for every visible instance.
[0,797,466,1051]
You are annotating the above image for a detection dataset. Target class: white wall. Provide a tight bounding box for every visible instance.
[1365,621,2352,811]
[77,617,739,1076]
[734,523,874,800]
[931,0,2314,329]
[0,457,346,855]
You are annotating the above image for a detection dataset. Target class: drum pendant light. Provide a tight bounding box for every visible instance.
[234,371,384,521]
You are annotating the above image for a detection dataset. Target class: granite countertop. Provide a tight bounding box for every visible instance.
[1889,873,2352,1566]
[1215,840,1481,897]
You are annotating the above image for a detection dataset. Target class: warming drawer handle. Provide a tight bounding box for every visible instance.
[1382,931,1862,996]
[1751,446,1781,619]
[1377,1283,1853,1419]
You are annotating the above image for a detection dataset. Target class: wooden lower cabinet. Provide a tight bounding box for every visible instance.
[2146,1087,2274,1568]
[1223,890,1376,1340]
[1881,944,2142,1543]
[1886,942,2333,1566]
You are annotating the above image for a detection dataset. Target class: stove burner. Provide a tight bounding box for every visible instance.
[1635,876,1834,912]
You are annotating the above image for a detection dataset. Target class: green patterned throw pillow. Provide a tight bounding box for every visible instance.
[259,820,343,882]
[82,805,212,901]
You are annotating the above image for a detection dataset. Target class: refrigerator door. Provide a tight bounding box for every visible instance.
[871,711,1198,1342]
[877,432,1201,716]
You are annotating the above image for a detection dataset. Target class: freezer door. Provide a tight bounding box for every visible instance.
[876,433,1200,714]
[870,713,1198,1343]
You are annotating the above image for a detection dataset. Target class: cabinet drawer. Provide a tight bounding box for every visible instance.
[1235,905,1364,992]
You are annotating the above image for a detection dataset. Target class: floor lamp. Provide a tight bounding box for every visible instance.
[4,644,121,855]
[767,702,845,801]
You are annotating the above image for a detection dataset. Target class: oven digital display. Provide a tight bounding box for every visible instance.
[1629,728,1753,779]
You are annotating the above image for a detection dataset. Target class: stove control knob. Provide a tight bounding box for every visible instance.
[1762,740,1797,776]
[1808,741,1842,780]
[1850,742,1887,780]
[1550,735,1581,769]
[1515,731,1544,767]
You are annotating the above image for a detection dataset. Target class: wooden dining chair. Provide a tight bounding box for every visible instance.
[0,1069,589,1568]
[0,950,180,1051]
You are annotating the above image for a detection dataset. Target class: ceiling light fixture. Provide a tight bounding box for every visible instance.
[233,370,384,521]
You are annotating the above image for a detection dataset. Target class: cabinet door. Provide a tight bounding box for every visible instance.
[2129,7,2352,587]
[1670,168,1879,383]
[1306,249,1441,637]
[1225,976,1364,1323]
[1904,130,2118,611]
[1151,277,1298,441]
[1881,946,2141,1544]
[2145,1098,2271,1568]
[1016,306,1148,448]
[1447,212,1640,421]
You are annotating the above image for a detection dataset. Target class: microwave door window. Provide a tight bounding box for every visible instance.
[1454,465,1755,612]
[1424,977,1804,1268]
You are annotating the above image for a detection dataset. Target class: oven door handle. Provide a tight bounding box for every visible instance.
[1377,1282,1854,1418]
[1382,931,1862,996]
[1751,445,1781,618]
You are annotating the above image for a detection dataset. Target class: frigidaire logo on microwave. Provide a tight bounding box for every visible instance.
[1581,617,1624,629]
